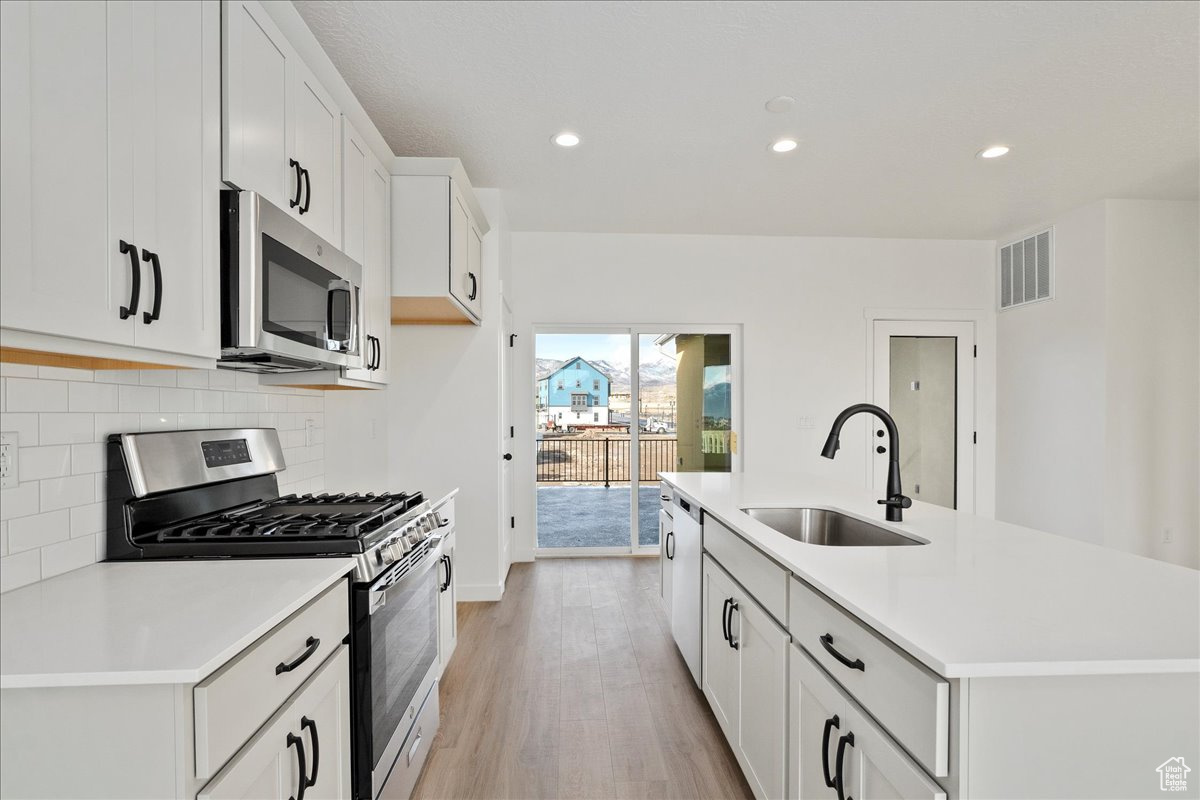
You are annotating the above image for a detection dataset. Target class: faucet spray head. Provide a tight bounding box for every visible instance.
[820,431,840,459]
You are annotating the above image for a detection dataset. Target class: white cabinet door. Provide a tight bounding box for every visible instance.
[0,0,134,346]
[292,60,340,244]
[222,0,296,212]
[364,157,391,383]
[734,591,789,800]
[466,221,483,318]
[842,704,946,800]
[660,509,674,618]
[200,646,351,800]
[448,181,473,312]
[129,0,219,359]
[702,555,740,741]
[341,118,367,265]
[789,644,845,800]
[438,531,458,673]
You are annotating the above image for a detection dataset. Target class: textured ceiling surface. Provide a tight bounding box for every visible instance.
[295,0,1199,238]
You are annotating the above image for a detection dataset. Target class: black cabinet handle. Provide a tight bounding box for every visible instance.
[468,272,477,300]
[141,249,162,324]
[439,554,453,592]
[665,530,674,560]
[119,240,140,319]
[301,716,319,788]
[821,714,840,788]
[372,336,381,370]
[721,597,731,644]
[276,636,320,674]
[289,159,303,209]
[287,731,307,800]
[835,731,855,800]
[820,633,865,671]
[300,167,312,214]
[727,600,739,650]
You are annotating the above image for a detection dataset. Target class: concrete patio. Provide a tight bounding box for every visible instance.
[536,485,661,548]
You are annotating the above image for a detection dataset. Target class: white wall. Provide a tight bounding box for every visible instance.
[0,366,326,593]
[508,232,997,560]
[996,199,1199,568]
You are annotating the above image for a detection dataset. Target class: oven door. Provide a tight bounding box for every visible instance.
[228,191,363,369]
[351,539,444,800]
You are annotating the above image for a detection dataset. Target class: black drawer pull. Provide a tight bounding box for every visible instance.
[301,716,319,788]
[835,731,855,800]
[287,731,307,800]
[119,240,140,319]
[141,249,162,324]
[664,530,674,560]
[276,636,320,674]
[821,714,840,788]
[289,159,302,209]
[820,633,865,671]
[721,597,731,643]
[727,600,739,650]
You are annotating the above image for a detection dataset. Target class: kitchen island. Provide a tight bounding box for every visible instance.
[659,471,1199,800]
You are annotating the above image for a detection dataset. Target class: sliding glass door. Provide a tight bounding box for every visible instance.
[535,326,739,555]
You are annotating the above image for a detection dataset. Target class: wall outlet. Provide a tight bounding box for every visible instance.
[1163,528,1173,543]
[797,416,815,429]
[304,418,315,447]
[0,432,17,489]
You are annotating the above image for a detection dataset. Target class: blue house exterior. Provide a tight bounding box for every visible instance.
[537,357,611,428]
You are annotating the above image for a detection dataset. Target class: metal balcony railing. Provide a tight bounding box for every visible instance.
[536,437,677,486]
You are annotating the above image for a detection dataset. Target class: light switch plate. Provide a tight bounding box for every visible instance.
[0,432,17,489]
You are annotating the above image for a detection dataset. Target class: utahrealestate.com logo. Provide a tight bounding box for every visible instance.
[1158,757,1190,792]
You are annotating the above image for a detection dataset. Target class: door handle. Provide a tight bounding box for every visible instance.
[276,636,320,674]
[721,597,731,644]
[821,714,840,788]
[373,336,381,370]
[665,530,674,560]
[289,159,303,209]
[300,716,319,788]
[141,249,162,324]
[835,731,855,800]
[468,271,477,300]
[727,600,739,650]
[300,167,312,214]
[820,633,865,671]
[503,453,513,461]
[118,240,140,319]
[287,731,307,800]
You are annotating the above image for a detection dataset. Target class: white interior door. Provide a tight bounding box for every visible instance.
[501,300,514,570]
[871,320,975,512]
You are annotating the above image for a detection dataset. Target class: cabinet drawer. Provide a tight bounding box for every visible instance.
[659,482,673,513]
[703,515,788,624]
[195,580,349,779]
[788,576,949,777]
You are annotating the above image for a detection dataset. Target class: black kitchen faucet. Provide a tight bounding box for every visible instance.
[820,403,912,522]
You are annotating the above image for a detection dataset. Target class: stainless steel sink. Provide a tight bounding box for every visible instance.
[740,507,927,546]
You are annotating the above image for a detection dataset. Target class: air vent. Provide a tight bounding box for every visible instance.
[999,228,1052,310]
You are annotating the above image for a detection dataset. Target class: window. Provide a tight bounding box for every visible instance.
[571,393,588,412]
[575,362,581,369]
[557,412,562,420]
[557,379,563,390]
[594,412,599,422]
[575,379,581,388]
[593,379,600,390]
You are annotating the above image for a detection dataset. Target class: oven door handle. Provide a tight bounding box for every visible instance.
[368,538,445,615]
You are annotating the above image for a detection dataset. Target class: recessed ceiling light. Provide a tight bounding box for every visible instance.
[764,96,796,113]
[977,145,1010,159]
[552,132,580,148]
[770,138,798,153]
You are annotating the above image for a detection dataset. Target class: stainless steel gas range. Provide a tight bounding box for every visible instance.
[105,427,447,800]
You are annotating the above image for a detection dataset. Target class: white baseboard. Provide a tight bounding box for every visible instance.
[457,582,505,602]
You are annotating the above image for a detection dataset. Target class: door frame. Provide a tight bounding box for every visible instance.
[864,308,995,516]
[531,323,743,556]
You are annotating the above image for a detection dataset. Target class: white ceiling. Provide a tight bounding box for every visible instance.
[295,1,1199,239]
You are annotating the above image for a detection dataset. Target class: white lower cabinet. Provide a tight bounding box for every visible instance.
[200,645,351,800]
[703,555,789,800]
[790,643,945,800]
[659,508,674,618]
[438,529,458,673]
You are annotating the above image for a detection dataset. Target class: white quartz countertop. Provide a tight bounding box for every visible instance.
[661,472,1200,679]
[0,558,356,689]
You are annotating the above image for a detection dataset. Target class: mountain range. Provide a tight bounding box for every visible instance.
[535,357,676,392]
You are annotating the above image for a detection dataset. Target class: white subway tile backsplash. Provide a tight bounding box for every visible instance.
[19,445,71,482]
[71,443,106,475]
[7,378,68,412]
[40,413,94,445]
[119,385,159,412]
[40,475,95,512]
[38,366,94,382]
[8,509,70,552]
[0,369,326,590]
[41,535,98,579]
[139,370,177,387]
[0,483,40,520]
[69,381,119,412]
[0,549,41,593]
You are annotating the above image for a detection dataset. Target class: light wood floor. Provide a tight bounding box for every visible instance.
[412,557,754,800]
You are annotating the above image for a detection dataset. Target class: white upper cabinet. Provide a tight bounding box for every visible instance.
[0,0,219,363]
[341,118,389,385]
[223,0,341,245]
[391,158,490,325]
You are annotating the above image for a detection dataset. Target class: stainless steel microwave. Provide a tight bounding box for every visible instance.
[219,190,363,373]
